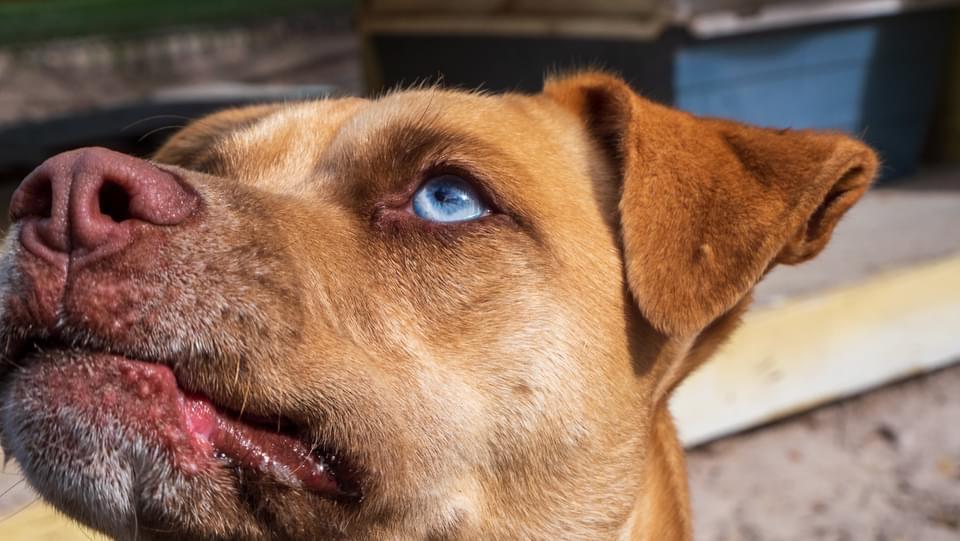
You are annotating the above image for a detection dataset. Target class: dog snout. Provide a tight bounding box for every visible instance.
[9,147,198,263]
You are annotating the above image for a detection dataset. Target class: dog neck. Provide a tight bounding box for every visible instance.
[619,304,752,539]
[620,405,693,540]
[618,322,720,540]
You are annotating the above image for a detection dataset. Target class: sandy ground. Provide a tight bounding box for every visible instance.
[688,361,960,541]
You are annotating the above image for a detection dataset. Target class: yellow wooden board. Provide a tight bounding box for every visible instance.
[673,254,960,446]
[0,499,106,541]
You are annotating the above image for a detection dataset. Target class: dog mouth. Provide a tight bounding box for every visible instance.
[178,377,363,503]
[3,335,363,504]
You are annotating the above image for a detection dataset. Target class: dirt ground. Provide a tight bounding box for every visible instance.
[0,19,361,126]
[687,361,960,541]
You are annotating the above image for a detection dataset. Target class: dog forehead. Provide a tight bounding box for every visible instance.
[226,90,543,157]
[200,89,607,231]
[344,89,534,134]
[331,89,600,188]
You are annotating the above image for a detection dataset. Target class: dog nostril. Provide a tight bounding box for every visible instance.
[11,174,54,221]
[34,177,53,219]
[98,181,132,223]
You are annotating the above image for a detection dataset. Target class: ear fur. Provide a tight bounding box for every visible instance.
[544,72,878,337]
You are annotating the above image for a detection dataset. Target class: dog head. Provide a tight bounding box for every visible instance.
[0,73,876,540]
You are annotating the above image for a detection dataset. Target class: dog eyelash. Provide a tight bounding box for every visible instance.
[370,161,535,238]
[374,164,489,212]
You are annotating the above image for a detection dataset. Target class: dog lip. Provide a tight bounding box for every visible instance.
[179,389,348,496]
[6,339,363,502]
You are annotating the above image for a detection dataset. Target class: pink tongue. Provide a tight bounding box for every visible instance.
[180,394,338,494]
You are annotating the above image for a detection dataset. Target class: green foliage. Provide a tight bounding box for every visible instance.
[0,0,354,46]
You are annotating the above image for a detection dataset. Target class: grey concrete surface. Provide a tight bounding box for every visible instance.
[689,360,960,541]
[755,167,960,306]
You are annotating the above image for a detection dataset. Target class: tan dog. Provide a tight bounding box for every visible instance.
[0,72,876,540]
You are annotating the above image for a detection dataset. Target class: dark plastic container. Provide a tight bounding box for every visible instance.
[365,9,956,179]
[674,11,954,179]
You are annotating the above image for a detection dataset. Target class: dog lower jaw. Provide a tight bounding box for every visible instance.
[0,349,362,538]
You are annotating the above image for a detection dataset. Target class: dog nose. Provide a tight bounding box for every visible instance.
[9,147,197,260]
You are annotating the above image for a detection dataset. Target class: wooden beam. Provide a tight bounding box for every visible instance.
[672,255,960,447]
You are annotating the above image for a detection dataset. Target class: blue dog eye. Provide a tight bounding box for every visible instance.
[412,175,489,223]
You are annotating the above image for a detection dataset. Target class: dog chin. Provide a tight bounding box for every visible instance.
[0,351,230,539]
[0,348,370,540]
[1,397,180,539]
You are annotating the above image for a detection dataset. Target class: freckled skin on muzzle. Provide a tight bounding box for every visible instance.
[0,147,362,540]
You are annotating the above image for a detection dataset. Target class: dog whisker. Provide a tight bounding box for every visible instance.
[122,115,195,133]
[138,125,187,144]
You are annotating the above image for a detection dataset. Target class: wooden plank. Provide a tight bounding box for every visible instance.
[672,254,960,447]
[0,499,106,541]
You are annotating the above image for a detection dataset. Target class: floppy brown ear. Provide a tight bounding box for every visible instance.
[544,72,878,337]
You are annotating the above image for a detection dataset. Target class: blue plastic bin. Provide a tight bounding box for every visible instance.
[675,11,954,179]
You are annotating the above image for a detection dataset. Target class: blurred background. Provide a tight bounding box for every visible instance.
[0,1,958,539]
